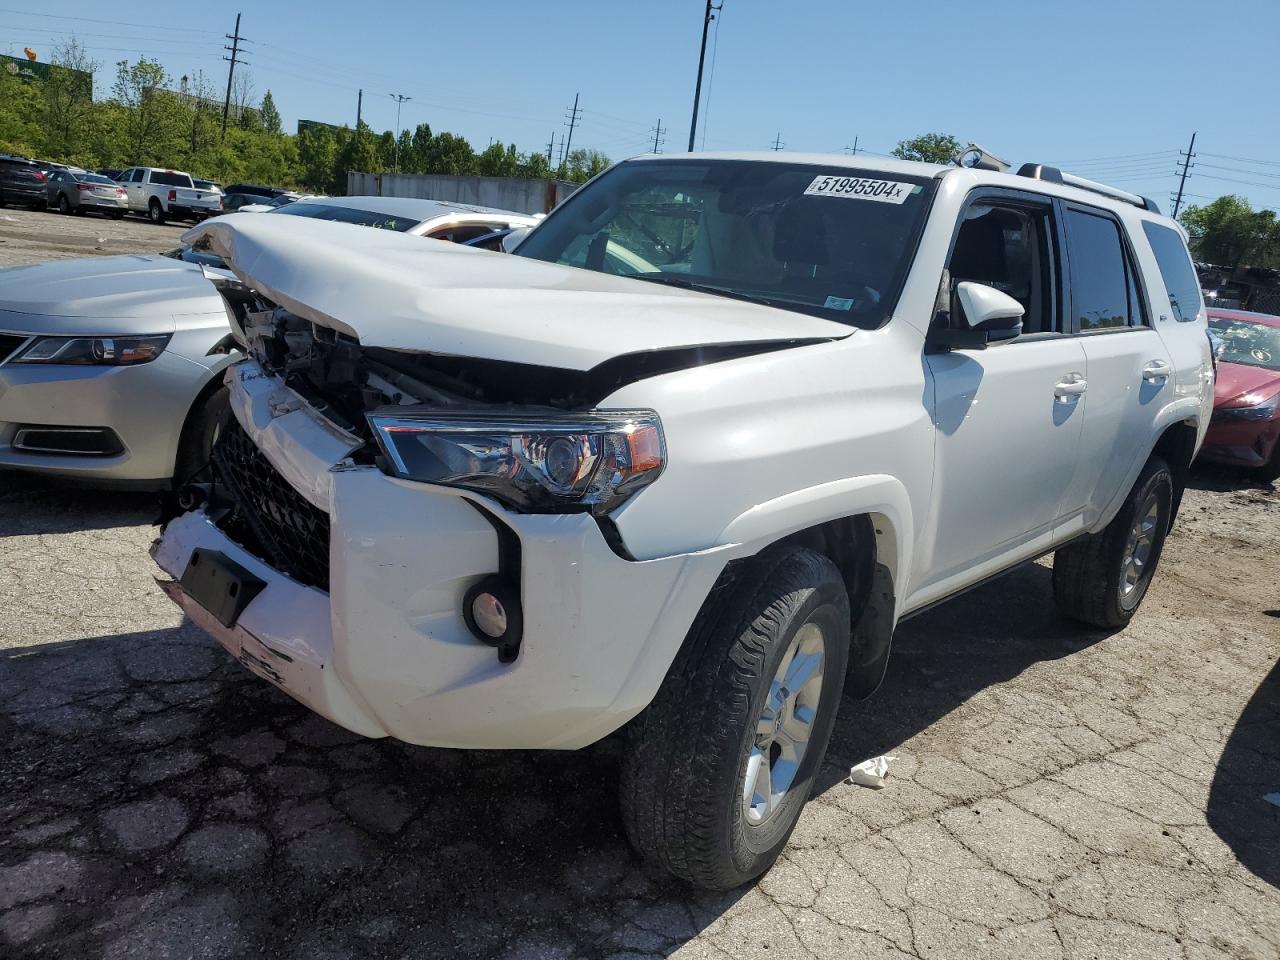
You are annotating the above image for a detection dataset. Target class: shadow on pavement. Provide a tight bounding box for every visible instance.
[0,473,161,536]
[1207,659,1280,890]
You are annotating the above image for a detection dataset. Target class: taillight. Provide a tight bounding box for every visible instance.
[77,183,93,191]
[168,189,177,202]
[116,187,126,196]
[33,171,47,182]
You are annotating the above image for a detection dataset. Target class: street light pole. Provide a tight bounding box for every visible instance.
[390,93,411,173]
[687,0,720,151]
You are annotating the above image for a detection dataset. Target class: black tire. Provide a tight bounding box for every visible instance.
[56,193,70,214]
[1053,456,1173,629]
[148,198,167,225]
[30,200,45,211]
[173,383,229,486]
[620,544,850,890]
[1255,447,1280,484]
[108,211,125,220]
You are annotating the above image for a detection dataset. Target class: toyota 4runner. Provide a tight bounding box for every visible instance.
[152,152,1212,890]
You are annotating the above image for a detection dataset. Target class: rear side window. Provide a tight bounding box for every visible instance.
[1142,221,1202,322]
[1065,208,1144,331]
[151,171,193,188]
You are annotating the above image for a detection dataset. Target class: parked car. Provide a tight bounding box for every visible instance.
[1199,308,1280,479]
[221,183,286,212]
[0,195,535,488]
[98,167,124,182]
[192,178,223,196]
[214,194,538,239]
[0,155,48,209]
[154,152,1213,889]
[46,169,128,217]
[116,166,223,223]
[234,192,312,213]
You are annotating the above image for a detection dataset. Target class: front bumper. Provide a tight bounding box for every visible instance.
[1199,412,1280,469]
[0,348,209,483]
[152,362,729,750]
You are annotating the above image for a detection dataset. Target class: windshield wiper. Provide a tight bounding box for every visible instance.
[628,274,793,311]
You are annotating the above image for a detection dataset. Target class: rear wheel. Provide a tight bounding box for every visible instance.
[108,211,125,220]
[148,198,167,225]
[57,193,70,214]
[1053,456,1173,628]
[621,544,850,889]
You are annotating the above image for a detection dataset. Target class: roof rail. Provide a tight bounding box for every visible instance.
[1015,163,1161,214]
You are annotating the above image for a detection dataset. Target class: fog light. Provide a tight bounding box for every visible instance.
[471,592,507,639]
[462,575,523,663]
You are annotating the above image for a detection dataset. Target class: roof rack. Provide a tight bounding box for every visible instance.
[1015,163,1161,215]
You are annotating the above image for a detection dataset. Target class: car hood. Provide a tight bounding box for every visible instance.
[182,215,853,371]
[0,255,225,335]
[1214,361,1280,407]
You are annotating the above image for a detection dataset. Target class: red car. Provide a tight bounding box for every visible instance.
[1201,308,1280,480]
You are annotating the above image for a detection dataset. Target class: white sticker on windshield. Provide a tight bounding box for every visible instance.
[804,175,916,204]
[824,295,855,311]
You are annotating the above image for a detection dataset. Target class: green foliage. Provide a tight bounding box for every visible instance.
[0,56,606,193]
[1180,195,1280,270]
[260,90,282,136]
[892,132,961,164]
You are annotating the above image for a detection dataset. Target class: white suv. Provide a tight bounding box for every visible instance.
[152,152,1212,889]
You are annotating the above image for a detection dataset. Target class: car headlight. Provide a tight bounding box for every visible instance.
[368,410,665,514]
[11,334,171,366]
[1217,392,1279,421]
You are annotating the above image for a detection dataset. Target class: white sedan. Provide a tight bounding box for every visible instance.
[0,197,539,487]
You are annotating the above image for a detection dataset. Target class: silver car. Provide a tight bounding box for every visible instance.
[46,168,129,218]
[0,196,540,487]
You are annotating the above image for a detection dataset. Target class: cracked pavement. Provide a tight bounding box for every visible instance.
[2,471,1276,960]
[0,210,1278,958]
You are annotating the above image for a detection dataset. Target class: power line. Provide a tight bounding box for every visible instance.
[1197,151,1280,168]
[650,118,666,154]
[1050,149,1177,164]
[0,7,220,35]
[1195,161,1280,181]
[770,132,785,151]
[221,12,249,140]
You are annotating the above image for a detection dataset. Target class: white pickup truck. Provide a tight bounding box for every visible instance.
[116,166,223,224]
[155,150,1213,890]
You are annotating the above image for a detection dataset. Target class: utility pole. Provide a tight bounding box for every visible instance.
[650,118,666,154]
[221,13,249,139]
[389,93,411,173]
[561,93,581,168]
[844,137,859,155]
[770,132,785,151]
[546,131,555,165]
[687,0,722,151]
[356,88,362,128]
[1171,132,1197,218]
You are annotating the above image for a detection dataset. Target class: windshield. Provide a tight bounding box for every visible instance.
[516,159,935,326]
[76,173,115,185]
[268,194,297,207]
[1209,317,1280,371]
[270,202,418,231]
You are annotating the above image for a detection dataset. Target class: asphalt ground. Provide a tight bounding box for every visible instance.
[1,206,1277,959]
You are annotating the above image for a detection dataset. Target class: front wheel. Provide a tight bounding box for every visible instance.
[1053,455,1173,628]
[621,544,850,889]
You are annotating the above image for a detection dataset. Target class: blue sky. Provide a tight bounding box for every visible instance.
[4,0,1279,212]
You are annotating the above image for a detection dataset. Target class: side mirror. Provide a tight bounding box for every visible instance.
[502,226,532,253]
[955,281,1024,342]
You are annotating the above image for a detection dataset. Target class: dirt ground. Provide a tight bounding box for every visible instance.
[0,207,1278,959]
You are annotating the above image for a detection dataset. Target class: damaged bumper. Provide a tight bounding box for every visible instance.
[152,363,729,750]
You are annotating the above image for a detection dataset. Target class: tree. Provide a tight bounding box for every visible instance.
[112,58,181,163]
[179,70,220,168]
[425,131,476,175]
[232,70,259,131]
[892,132,961,164]
[0,60,44,156]
[561,148,610,183]
[477,142,519,178]
[1180,195,1280,270]
[298,124,339,192]
[260,89,282,135]
[334,121,382,190]
[377,129,397,171]
[409,122,433,173]
[518,150,552,180]
[41,39,99,160]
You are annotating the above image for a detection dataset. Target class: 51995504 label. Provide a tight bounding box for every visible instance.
[803,175,916,204]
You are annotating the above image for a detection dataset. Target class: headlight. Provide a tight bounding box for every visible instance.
[368,410,665,514]
[1217,392,1279,421]
[11,334,171,366]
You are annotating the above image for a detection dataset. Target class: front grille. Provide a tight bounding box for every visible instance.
[0,334,27,364]
[210,416,331,591]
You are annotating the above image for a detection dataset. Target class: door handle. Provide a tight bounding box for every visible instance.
[1054,374,1087,401]
[1142,360,1172,383]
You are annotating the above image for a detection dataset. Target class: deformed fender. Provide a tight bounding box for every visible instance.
[717,473,915,620]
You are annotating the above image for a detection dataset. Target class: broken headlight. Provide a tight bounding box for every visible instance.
[11,334,171,366]
[368,410,665,514]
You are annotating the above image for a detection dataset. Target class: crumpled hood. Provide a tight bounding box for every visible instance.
[0,255,225,335]
[1215,361,1280,408]
[182,215,852,371]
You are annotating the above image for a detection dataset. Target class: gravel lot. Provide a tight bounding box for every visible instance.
[1,207,1278,959]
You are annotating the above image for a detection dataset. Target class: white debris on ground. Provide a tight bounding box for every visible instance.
[848,754,896,789]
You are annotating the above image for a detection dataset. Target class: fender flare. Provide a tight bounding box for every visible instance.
[1094,400,1202,532]
[717,473,915,620]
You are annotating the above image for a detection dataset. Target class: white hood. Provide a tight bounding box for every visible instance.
[182,215,851,371]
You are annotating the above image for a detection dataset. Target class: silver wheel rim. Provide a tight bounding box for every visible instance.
[1120,493,1160,599]
[741,621,826,826]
